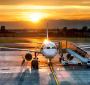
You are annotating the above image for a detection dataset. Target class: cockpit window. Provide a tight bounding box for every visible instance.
[47,47,50,49]
[52,47,56,49]
[45,46,56,49]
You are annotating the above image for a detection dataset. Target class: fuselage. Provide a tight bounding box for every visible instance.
[41,40,58,60]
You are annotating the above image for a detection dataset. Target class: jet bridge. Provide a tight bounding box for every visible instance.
[66,48,88,63]
[60,40,90,66]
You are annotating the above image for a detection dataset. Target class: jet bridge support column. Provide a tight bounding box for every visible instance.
[58,41,64,63]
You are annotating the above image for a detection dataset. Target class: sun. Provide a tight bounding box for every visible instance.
[29,12,44,23]
[21,12,49,22]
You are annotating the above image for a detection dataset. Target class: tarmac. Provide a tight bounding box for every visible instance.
[0,50,90,85]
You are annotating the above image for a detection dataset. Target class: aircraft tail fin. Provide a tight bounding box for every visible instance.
[46,23,49,40]
[47,28,48,40]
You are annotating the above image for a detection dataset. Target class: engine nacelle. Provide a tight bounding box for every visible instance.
[67,54,74,61]
[25,53,32,61]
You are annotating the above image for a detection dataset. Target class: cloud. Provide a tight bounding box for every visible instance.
[0,5,90,10]
[0,5,90,21]
[0,0,90,6]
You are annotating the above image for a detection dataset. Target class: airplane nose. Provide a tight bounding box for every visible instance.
[42,49,57,57]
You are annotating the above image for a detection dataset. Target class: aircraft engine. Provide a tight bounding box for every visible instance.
[25,53,32,61]
[67,54,74,61]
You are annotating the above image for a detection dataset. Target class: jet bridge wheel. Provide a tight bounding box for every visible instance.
[31,58,39,69]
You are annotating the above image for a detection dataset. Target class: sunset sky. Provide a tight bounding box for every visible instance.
[0,0,90,21]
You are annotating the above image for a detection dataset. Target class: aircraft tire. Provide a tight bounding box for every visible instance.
[31,59,39,69]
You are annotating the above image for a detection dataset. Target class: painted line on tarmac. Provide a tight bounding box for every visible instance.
[49,63,60,85]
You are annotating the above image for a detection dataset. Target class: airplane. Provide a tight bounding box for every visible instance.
[0,28,63,69]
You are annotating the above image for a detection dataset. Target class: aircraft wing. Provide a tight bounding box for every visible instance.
[0,46,41,53]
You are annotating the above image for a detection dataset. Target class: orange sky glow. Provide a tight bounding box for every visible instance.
[0,0,90,21]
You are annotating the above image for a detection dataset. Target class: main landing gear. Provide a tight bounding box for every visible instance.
[31,58,39,69]
[31,52,39,69]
